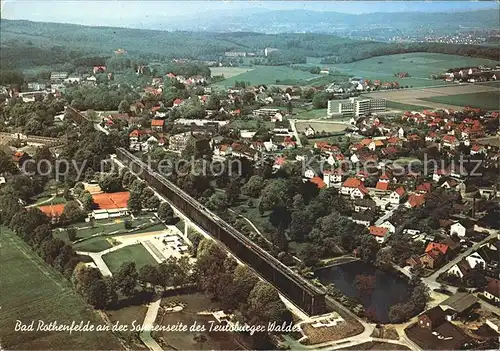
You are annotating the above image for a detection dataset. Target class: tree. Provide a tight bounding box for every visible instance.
[206,192,228,212]
[356,235,380,263]
[139,264,161,290]
[66,227,77,241]
[115,261,138,299]
[242,91,256,105]
[118,100,130,113]
[312,91,329,109]
[145,195,160,210]
[61,201,85,224]
[225,179,240,205]
[259,179,287,211]
[99,173,122,193]
[232,265,258,308]
[72,263,110,309]
[241,175,265,198]
[157,202,175,223]
[246,281,292,325]
[206,94,221,111]
[80,191,94,211]
[127,191,142,214]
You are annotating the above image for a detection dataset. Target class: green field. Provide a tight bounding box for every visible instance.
[308,53,500,88]
[74,237,114,252]
[102,244,157,274]
[214,66,317,87]
[228,118,274,130]
[420,91,500,110]
[0,227,121,350]
[294,108,328,119]
[210,67,254,78]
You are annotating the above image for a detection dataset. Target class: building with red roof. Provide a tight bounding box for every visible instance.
[310,176,326,189]
[389,187,406,204]
[341,177,363,196]
[406,194,426,208]
[151,119,165,131]
[425,242,449,256]
[173,98,184,107]
[369,226,390,243]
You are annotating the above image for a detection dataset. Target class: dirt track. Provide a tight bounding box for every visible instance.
[365,84,498,110]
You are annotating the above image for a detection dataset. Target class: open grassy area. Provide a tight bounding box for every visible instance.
[0,227,122,350]
[308,53,499,88]
[34,195,66,206]
[214,65,317,87]
[73,237,114,252]
[420,91,500,110]
[106,305,148,350]
[102,244,157,274]
[294,108,328,119]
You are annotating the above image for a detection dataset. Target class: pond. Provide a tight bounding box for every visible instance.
[315,260,411,323]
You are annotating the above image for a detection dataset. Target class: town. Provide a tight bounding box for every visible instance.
[0,2,499,351]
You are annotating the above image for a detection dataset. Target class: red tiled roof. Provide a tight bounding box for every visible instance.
[173,98,183,105]
[416,183,432,193]
[407,194,425,208]
[376,181,390,191]
[343,177,363,188]
[369,226,389,237]
[151,119,165,127]
[310,176,326,189]
[394,186,406,197]
[425,242,449,255]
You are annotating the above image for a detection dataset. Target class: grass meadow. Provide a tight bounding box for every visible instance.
[0,227,121,350]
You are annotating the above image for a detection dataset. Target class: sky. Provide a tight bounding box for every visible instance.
[1,1,498,26]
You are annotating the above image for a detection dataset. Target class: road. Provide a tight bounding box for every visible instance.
[375,206,397,226]
[140,299,163,351]
[422,227,498,291]
[289,119,303,147]
[26,194,56,208]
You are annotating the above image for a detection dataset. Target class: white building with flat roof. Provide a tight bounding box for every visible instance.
[328,97,386,118]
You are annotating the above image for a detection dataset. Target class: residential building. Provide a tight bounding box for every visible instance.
[168,132,191,152]
[450,219,474,238]
[253,108,279,118]
[352,211,374,227]
[50,71,68,81]
[369,226,391,244]
[304,125,316,137]
[353,198,377,213]
[440,293,479,321]
[341,177,363,195]
[151,119,165,132]
[418,306,446,330]
[327,97,386,118]
[447,260,471,279]
[484,279,500,303]
[389,187,406,204]
[350,186,369,200]
[323,169,344,188]
[405,194,425,208]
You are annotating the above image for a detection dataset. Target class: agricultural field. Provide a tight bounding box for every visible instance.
[421,91,500,110]
[295,121,348,134]
[0,227,122,350]
[213,65,317,87]
[365,83,499,110]
[308,53,500,88]
[209,67,254,78]
[385,101,427,112]
[102,244,158,274]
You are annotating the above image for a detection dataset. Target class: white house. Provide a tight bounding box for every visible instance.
[447,260,471,279]
[380,221,396,234]
[484,279,500,304]
[388,187,406,205]
[323,169,343,188]
[341,177,363,195]
[450,220,473,238]
[271,112,283,122]
[304,125,316,137]
[304,167,316,179]
[466,252,486,269]
[350,186,368,200]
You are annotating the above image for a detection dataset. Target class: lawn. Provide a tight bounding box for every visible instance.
[294,108,328,119]
[34,195,66,206]
[73,237,113,252]
[213,65,317,87]
[0,227,122,350]
[309,53,499,88]
[102,244,158,274]
[385,101,428,111]
[420,91,500,110]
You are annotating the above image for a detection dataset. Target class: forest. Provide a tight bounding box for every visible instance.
[1,19,498,76]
